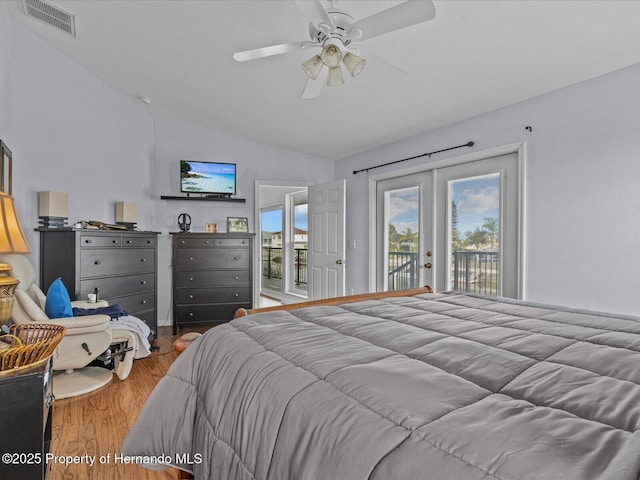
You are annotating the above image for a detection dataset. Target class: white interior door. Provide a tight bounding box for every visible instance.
[307,180,346,300]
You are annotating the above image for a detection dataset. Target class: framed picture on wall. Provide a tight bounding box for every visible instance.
[0,140,12,195]
[205,223,218,233]
[227,217,248,233]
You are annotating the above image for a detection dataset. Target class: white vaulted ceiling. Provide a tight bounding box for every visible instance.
[8,0,640,160]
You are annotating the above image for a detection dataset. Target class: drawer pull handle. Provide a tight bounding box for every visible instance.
[127,240,132,244]
[141,258,147,262]
[85,239,92,244]
[235,293,239,297]
[235,276,239,280]
[189,277,194,281]
[189,312,194,317]
[205,240,210,244]
[113,240,119,244]
[141,300,147,304]
[141,281,147,285]
[94,260,101,265]
[189,295,194,299]
[189,257,194,261]
[180,240,186,244]
[234,256,240,261]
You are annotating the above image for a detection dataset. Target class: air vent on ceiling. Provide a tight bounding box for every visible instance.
[21,0,76,38]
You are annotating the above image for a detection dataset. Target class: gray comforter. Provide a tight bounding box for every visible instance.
[121,292,640,479]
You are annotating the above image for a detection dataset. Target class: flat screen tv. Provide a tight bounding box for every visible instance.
[180,160,236,196]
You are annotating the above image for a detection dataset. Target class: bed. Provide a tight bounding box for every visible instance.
[121,288,640,479]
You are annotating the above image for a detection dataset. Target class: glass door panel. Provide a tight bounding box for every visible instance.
[448,173,501,295]
[376,172,432,291]
[260,207,283,298]
[287,191,309,298]
[385,187,420,290]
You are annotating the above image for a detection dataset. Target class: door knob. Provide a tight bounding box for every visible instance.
[336,259,345,265]
[424,263,432,269]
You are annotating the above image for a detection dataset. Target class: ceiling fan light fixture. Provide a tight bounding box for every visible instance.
[342,52,366,77]
[320,41,342,68]
[326,66,344,87]
[302,54,323,80]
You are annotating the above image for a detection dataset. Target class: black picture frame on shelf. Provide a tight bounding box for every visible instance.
[227,217,249,233]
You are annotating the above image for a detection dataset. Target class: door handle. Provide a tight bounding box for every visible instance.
[424,263,432,269]
[336,259,345,265]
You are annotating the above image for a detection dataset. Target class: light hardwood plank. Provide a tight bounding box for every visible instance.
[49,327,204,480]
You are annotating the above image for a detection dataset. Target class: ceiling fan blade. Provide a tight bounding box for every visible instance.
[354,46,407,82]
[294,0,335,30]
[347,0,436,41]
[233,41,311,62]
[302,67,329,99]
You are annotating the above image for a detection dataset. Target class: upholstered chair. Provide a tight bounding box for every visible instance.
[0,254,136,399]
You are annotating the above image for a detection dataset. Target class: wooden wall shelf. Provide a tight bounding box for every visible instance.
[160,195,246,203]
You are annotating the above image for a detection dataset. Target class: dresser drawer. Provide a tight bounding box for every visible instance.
[81,248,155,277]
[175,237,217,248]
[176,303,249,324]
[122,236,156,247]
[176,249,249,270]
[80,234,122,248]
[79,273,155,299]
[175,270,249,287]
[177,287,251,304]
[215,237,251,247]
[109,291,155,315]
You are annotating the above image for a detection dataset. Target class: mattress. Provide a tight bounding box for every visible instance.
[121,292,640,479]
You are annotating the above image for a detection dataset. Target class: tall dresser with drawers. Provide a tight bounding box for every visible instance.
[171,232,254,334]
[38,228,159,340]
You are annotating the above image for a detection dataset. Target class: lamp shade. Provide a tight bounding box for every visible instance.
[0,191,31,254]
[302,55,323,80]
[342,52,366,77]
[38,191,68,218]
[115,202,137,223]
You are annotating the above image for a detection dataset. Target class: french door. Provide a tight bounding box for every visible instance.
[376,151,521,298]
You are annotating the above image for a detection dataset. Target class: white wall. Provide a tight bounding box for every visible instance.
[336,61,640,316]
[2,10,334,327]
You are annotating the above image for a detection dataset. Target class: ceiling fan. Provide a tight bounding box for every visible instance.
[232,0,436,99]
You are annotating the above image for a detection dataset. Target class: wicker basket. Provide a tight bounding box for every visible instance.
[0,323,66,377]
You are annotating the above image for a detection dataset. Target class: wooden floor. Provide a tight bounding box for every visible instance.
[49,326,207,480]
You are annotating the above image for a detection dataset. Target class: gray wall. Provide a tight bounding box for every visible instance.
[1,8,333,327]
[336,61,640,316]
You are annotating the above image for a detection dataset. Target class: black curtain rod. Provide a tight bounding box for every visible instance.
[352,141,475,175]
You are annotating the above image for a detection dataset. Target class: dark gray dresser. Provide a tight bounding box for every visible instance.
[38,229,159,340]
[171,232,254,334]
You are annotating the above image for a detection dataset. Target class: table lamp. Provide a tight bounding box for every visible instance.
[0,190,31,326]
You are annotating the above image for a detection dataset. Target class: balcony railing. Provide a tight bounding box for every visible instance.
[387,250,499,296]
[262,247,307,287]
[262,248,498,296]
[452,251,499,296]
[388,251,419,290]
